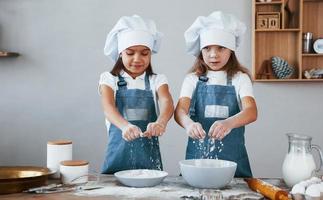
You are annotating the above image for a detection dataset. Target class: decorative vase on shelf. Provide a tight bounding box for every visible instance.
[271,56,295,79]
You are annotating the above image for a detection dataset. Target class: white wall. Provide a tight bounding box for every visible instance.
[1,0,323,177]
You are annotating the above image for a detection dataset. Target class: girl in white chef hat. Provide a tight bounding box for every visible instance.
[99,15,174,174]
[175,11,258,177]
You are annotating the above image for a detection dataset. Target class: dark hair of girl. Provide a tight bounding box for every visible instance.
[189,51,252,80]
[110,57,155,76]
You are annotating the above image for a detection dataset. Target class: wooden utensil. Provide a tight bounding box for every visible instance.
[245,178,291,200]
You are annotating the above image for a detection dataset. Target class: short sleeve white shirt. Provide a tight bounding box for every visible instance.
[179,71,254,107]
[98,70,168,128]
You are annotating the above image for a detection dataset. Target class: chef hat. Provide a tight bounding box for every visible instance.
[104,15,163,62]
[184,11,246,56]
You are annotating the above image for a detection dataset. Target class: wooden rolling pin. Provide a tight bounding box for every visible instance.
[245,178,291,200]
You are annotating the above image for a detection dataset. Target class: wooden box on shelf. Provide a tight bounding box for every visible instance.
[256,12,281,30]
[252,0,323,82]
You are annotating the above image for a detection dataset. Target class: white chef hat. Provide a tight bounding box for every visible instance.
[104,15,163,62]
[184,11,246,56]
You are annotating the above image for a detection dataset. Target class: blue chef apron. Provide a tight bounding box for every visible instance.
[102,73,162,174]
[186,75,252,177]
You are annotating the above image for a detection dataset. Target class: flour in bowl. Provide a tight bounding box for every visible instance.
[116,169,167,179]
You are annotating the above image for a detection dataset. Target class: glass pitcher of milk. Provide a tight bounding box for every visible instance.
[282,133,323,187]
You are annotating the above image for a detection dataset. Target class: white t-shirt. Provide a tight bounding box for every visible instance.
[98,70,168,128]
[179,71,254,108]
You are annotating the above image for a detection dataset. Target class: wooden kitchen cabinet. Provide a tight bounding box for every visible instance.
[252,0,323,82]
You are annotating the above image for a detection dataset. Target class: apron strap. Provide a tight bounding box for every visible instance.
[227,75,232,86]
[189,75,208,117]
[144,73,151,91]
[117,74,127,90]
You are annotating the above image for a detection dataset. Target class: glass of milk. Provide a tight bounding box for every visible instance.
[282,133,323,187]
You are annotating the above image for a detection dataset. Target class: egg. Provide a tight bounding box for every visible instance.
[309,177,321,184]
[291,183,305,194]
[298,177,321,188]
[305,184,321,197]
[318,182,323,192]
[299,180,311,188]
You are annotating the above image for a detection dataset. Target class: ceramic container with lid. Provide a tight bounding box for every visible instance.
[47,140,72,178]
[59,160,89,184]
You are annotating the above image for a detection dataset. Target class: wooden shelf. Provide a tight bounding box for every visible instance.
[302,53,323,57]
[303,0,323,2]
[0,51,20,57]
[256,2,283,5]
[256,28,300,32]
[252,0,323,81]
[254,78,323,82]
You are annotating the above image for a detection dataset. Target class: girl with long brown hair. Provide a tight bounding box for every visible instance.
[175,11,257,177]
[99,15,174,174]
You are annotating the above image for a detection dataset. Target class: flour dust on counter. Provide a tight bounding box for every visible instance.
[75,176,263,200]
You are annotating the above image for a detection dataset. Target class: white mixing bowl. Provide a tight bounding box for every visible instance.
[179,159,237,189]
[114,169,168,187]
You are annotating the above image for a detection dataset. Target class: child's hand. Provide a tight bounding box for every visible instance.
[121,124,142,141]
[208,120,232,140]
[185,122,206,139]
[143,122,165,138]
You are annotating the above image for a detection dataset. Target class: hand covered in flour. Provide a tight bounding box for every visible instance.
[208,120,232,140]
[121,123,142,141]
[185,122,206,139]
[143,122,165,138]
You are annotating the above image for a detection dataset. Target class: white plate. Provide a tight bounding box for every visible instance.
[313,39,323,54]
[114,169,168,187]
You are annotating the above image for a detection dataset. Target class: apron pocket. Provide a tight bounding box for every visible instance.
[204,105,229,118]
[124,108,148,121]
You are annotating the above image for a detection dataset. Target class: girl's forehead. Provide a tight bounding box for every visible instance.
[126,45,150,51]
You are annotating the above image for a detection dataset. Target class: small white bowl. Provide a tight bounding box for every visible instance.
[114,169,168,187]
[180,159,237,189]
